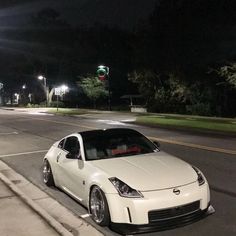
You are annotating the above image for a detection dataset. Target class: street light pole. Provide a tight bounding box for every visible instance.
[0,83,3,105]
[97,65,111,111]
[56,93,59,112]
[107,67,111,111]
[38,75,48,107]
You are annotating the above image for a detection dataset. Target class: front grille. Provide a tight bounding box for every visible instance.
[110,201,208,235]
[110,207,206,234]
[149,201,200,222]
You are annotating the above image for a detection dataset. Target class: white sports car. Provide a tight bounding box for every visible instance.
[42,128,214,234]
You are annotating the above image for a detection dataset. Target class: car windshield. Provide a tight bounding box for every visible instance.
[81,129,157,161]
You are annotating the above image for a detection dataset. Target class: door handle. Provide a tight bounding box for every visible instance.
[56,153,61,162]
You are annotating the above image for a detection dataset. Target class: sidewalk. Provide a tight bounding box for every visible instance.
[0,161,103,236]
[0,177,60,236]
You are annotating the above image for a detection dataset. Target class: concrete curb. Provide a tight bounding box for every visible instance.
[0,171,73,236]
[0,160,104,236]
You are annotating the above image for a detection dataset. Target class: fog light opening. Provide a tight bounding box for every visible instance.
[127,207,132,223]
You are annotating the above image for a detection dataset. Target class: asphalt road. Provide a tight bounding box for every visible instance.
[0,108,236,236]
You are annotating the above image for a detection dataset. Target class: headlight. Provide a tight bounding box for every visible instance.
[109,177,143,198]
[192,166,205,186]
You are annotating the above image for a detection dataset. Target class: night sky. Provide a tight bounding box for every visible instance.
[0,0,158,99]
[0,0,158,29]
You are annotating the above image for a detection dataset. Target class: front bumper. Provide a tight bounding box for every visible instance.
[106,181,213,234]
[110,204,215,234]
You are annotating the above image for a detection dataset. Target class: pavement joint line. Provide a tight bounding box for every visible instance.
[0,161,73,236]
[149,136,236,155]
[0,195,15,199]
[33,196,51,201]
[0,150,48,158]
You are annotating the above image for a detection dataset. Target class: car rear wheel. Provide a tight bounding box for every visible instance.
[89,186,110,226]
[43,159,55,186]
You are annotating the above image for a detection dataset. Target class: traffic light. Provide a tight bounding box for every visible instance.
[97,65,109,81]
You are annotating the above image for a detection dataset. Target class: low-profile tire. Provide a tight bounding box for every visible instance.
[43,159,55,186]
[89,186,110,226]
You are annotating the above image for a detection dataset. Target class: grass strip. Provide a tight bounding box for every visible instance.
[136,115,236,134]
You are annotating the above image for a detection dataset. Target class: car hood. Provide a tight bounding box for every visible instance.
[92,151,197,191]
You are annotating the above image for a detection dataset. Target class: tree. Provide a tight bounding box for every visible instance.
[79,75,108,108]
[214,63,236,89]
[31,8,69,29]
[128,70,188,113]
[128,70,161,106]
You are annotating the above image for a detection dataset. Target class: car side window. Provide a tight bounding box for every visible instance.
[58,139,65,149]
[64,136,80,154]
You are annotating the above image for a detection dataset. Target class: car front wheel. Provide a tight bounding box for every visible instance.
[43,159,55,186]
[89,186,110,226]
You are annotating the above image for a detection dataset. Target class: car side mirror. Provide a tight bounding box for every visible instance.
[153,141,160,148]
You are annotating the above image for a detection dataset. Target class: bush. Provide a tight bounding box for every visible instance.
[49,101,65,108]
[26,103,40,108]
[186,103,212,116]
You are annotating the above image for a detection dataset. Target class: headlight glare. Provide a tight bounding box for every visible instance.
[109,177,143,198]
[192,166,205,186]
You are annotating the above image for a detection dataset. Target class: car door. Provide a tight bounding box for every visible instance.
[56,135,86,202]
[50,138,66,183]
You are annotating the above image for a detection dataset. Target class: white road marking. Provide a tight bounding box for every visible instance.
[97,119,126,125]
[0,150,48,158]
[0,131,18,135]
[121,119,136,122]
[97,119,135,126]
[80,214,90,218]
[28,112,54,116]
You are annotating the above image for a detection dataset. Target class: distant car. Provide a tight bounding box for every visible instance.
[42,128,214,234]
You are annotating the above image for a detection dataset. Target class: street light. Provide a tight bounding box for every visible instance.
[60,85,68,94]
[38,75,48,106]
[55,85,69,111]
[14,93,19,104]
